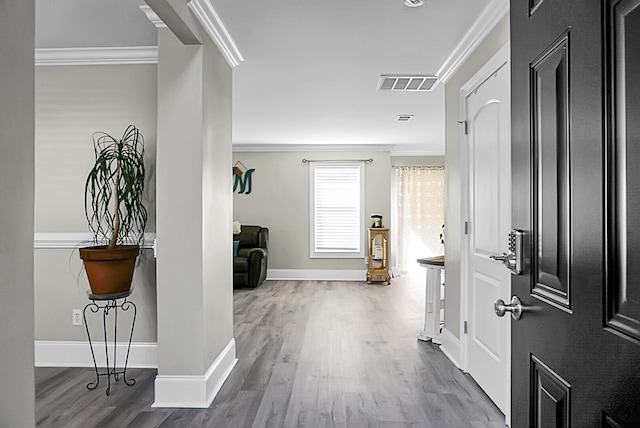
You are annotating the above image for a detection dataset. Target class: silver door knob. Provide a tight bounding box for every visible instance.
[494,296,523,320]
[490,252,520,274]
[490,253,509,262]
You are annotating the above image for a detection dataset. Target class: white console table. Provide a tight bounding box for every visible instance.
[417,256,444,344]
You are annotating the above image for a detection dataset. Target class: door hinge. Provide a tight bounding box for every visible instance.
[464,321,468,334]
[464,221,471,235]
[457,120,469,135]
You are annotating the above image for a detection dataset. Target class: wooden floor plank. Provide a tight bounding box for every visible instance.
[36,277,506,427]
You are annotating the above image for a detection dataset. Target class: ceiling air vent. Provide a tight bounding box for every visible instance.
[397,115,414,122]
[377,74,438,91]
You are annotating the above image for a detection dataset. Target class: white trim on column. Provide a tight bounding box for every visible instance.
[267,269,367,281]
[35,47,158,66]
[140,5,167,28]
[153,338,238,408]
[434,0,509,88]
[439,328,461,369]
[34,232,156,249]
[187,0,244,68]
[34,340,158,368]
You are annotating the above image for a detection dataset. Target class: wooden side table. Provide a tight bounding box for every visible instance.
[417,256,444,344]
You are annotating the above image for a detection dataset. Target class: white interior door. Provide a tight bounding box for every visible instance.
[462,46,511,417]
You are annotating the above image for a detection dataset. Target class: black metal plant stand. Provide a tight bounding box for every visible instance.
[83,290,137,395]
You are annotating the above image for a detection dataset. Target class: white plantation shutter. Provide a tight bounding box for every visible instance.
[310,162,365,258]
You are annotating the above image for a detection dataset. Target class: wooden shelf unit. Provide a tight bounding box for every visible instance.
[367,227,390,284]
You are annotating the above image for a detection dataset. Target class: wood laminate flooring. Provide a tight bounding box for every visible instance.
[36,277,506,428]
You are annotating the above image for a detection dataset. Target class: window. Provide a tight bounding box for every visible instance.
[392,165,444,275]
[310,161,365,258]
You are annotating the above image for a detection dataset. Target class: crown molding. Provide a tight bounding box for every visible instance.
[232,144,395,153]
[187,0,244,68]
[232,143,443,156]
[390,148,445,157]
[35,46,158,66]
[434,0,509,87]
[140,5,167,28]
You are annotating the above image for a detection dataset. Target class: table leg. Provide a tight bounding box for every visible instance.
[418,266,442,344]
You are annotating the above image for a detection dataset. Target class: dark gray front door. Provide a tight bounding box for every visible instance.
[510,0,640,426]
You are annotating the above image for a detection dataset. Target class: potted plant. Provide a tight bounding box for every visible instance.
[79,125,148,295]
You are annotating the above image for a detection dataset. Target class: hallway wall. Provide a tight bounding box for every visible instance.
[232,151,445,279]
[34,64,158,344]
[232,151,391,274]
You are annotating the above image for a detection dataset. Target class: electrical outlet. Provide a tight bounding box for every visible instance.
[72,309,82,326]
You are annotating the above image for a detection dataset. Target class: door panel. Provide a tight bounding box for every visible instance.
[606,0,640,343]
[472,272,502,359]
[531,356,570,428]
[474,101,503,256]
[465,56,511,416]
[511,0,640,426]
[604,414,625,428]
[531,33,571,309]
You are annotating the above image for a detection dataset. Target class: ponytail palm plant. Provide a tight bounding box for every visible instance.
[80,125,147,295]
[85,124,148,248]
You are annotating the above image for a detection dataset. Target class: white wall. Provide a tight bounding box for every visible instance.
[34,64,158,343]
[201,30,234,369]
[391,156,444,167]
[152,14,236,405]
[444,15,510,340]
[156,29,207,375]
[155,25,234,376]
[0,1,36,426]
[232,151,391,273]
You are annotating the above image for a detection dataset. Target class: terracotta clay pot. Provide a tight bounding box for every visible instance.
[79,245,140,295]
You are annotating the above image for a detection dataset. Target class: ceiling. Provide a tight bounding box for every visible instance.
[36,0,495,154]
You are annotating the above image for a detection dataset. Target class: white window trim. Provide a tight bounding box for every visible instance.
[309,161,365,258]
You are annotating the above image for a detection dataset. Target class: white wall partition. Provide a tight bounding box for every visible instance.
[154,10,236,406]
[0,1,36,426]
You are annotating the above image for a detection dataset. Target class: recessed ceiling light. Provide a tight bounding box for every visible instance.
[404,0,425,7]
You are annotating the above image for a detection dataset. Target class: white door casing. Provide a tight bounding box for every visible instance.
[460,43,511,420]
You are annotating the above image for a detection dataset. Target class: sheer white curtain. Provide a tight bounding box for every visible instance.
[392,166,445,275]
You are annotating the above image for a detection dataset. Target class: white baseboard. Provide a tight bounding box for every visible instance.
[34,340,157,368]
[152,338,238,408]
[439,328,461,369]
[267,269,367,281]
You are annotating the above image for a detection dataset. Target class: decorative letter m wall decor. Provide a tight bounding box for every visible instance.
[233,161,255,194]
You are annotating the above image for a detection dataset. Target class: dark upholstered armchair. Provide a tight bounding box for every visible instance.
[233,225,268,288]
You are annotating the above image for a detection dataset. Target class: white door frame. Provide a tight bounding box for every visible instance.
[459,42,511,423]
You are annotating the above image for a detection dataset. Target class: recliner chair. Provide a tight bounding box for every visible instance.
[233,225,268,288]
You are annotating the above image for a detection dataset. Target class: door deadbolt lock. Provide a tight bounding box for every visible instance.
[490,229,525,275]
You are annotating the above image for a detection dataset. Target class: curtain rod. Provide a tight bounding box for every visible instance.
[302,158,374,163]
